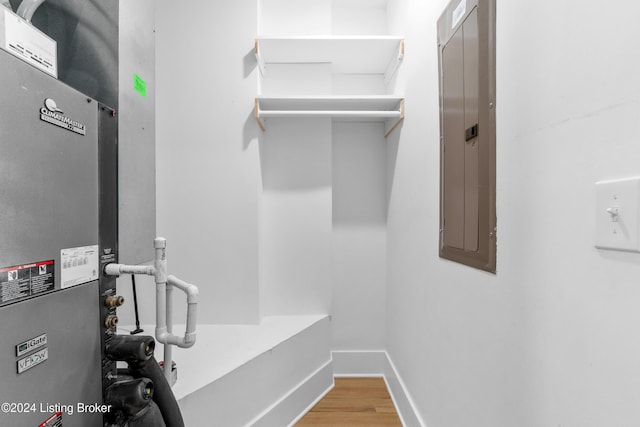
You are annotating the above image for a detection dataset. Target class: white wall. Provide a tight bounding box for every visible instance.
[386,0,640,426]
[153,0,261,324]
[146,0,390,342]
[332,0,387,35]
[116,0,156,326]
[330,4,390,352]
[257,0,388,354]
[257,1,333,318]
[259,118,333,316]
[259,0,330,35]
[118,0,156,266]
[332,122,387,350]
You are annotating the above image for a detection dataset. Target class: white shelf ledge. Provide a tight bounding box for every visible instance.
[254,95,405,138]
[254,36,404,82]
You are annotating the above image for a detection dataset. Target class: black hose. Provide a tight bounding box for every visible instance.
[130,274,144,335]
[128,356,185,427]
[128,401,167,427]
[106,400,167,427]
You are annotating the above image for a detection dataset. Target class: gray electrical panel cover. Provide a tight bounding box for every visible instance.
[438,0,496,272]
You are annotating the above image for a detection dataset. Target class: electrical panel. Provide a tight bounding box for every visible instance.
[437,0,496,272]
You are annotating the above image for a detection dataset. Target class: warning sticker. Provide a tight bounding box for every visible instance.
[39,411,62,427]
[0,260,54,304]
[61,245,98,289]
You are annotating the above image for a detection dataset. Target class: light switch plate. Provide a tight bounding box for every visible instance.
[595,177,640,252]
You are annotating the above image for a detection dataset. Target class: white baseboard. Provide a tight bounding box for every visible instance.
[331,350,426,427]
[332,350,388,377]
[285,362,335,427]
[250,360,334,427]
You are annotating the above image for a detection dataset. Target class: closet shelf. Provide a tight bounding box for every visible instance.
[254,36,404,82]
[254,96,405,138]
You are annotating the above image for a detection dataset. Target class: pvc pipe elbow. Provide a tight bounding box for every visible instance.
[185,285,198,304]
[156,329,182,347]
[167,275,199,303]
[155,327,169,344]
[179,337,196,349]
[156,328,197,348]
[184,332,197,344]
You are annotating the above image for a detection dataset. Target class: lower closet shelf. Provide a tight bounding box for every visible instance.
[254,96,405,137]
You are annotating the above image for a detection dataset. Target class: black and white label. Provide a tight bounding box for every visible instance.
[16,333,47,357]
[17,347,48,374]
[61,245,98,289]
[0,260,54,304]
[39,98,86,135]
[2,8,57,77]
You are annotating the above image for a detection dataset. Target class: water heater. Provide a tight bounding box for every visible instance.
[0,44,110,426]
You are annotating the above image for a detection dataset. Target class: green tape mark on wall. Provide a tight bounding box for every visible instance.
[133,73,147,97]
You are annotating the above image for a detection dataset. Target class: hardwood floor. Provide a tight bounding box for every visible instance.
[295,377,403,426]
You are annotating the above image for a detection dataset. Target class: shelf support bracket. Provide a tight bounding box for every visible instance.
[384,98,404,138]
[384,39,405,85]
[254,39,265,76]
[254,98,266,132]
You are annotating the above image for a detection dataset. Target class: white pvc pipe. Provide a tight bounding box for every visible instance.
[164,281,173,382]
[103,237,199,385]
[152,238,171,381]
[104,263,155,277]
[167,275,199,345]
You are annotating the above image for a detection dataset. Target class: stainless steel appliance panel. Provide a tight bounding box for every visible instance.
[0,281,103,426]
[0,48,99,305]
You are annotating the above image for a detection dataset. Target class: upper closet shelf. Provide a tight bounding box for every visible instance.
[254,36,405,83]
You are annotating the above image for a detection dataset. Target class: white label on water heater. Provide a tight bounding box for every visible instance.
[16,333,47,357]
[2,7,57,77]
[452,0,467,29]
[17,347,48,374]
[61,245,99,289]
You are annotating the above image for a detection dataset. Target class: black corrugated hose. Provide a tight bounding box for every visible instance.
[128,356,185,427]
